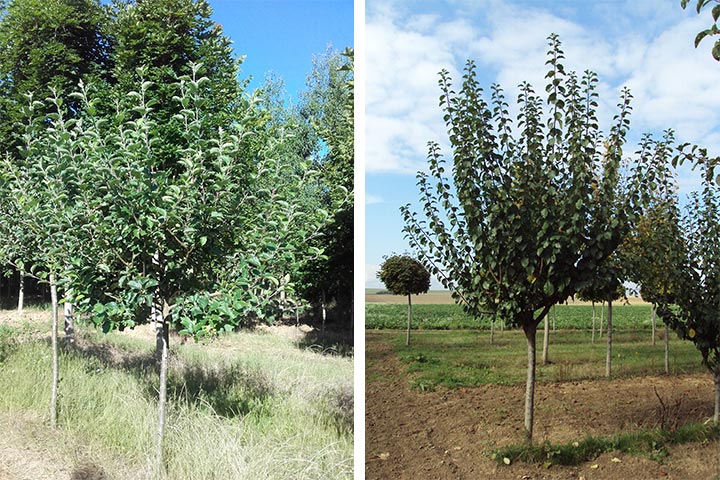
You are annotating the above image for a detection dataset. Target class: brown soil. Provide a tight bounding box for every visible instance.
[366,290,648,306]
[366,331,720,480]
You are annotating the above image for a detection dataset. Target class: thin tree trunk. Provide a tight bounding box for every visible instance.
[665,324,670,375]
[321,289,327,338]
[490,317,494,345]
[406,294,412,346]
[605,300,613,378]
[651,303,657,347]
[49,273,59,429]
[552,304,557,332]
[599,302,604,339]
[591,301,596,344]
[155,301,170,477]
[63,289,74,342]
[714,369,720,424]
[17,270,24,316]
[523,322,538,443]
[542,314,549,365]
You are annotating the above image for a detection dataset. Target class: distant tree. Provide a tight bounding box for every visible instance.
[681,0,720,60]
[656,151,720,422]
[402,35,656,443]
[622,132,685,373]
[377,255,430,346]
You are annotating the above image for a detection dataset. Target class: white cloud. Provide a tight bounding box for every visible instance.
[365,263,382,288]
[366,0,720,181]
[365,194,384,205]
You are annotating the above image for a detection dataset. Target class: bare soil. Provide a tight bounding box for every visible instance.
[366,290,648,306]
[366,331,720,480]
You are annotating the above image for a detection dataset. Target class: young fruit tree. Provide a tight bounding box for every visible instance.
[377,255,431,346]
[622,132,685,374]
[655,151,720,422]
[11,70,330,475]
[401,34,657,443]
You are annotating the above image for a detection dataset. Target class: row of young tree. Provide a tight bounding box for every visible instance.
[400,32,719,444]
[0,0,353,474]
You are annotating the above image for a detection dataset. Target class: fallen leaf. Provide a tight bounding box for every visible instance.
[503,457,511,465]
[590,464,599,469]
[378,452,389,460]
[572,441,579,447]
[611,457,621,463]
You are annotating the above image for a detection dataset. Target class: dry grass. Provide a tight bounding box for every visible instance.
[0,311,353,479]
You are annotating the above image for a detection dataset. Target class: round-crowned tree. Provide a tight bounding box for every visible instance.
[377,255,430,345]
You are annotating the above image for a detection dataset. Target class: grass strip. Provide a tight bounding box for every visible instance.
[492,422,720,466]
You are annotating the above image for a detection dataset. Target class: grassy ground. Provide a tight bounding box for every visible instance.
[366,302,654,330]
[371,329,705,390]
[0,309,353,480]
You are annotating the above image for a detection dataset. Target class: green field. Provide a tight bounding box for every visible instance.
[374,329,704,391]
[366,302,653,331]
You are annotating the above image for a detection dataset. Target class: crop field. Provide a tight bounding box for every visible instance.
[365,302,654,331]
[0,310,353,480]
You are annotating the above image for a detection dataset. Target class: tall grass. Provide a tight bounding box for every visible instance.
[0,325,353,479]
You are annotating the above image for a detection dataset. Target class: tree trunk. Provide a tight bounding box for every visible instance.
[63,289,74,342]
[605,300,613,378]
[523,322,538,443]
[664,323,670,375]
[490,317,494,345]
[591,301,596,344]
[552,304,557,332]
[542,314,549,365]
[406,294,412,346]
[155,301,170,477]
[321,289,327,338]
[651,303,656,347]
[599,302,604,339]
[49,273,59,429]
[17,270,24,316]
[714,369,720,424]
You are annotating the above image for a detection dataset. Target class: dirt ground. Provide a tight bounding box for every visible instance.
[366,331,720,480]
[366,290,648,306]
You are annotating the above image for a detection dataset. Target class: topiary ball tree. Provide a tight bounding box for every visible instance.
[377,255,431,345]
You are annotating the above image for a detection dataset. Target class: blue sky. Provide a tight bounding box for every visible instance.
[365,0,720,289]
[209,0,354,100]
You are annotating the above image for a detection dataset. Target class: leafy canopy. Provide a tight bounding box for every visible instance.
[377,255,431,297]
[402,34,656,330]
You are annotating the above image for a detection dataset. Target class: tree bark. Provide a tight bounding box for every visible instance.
[155,301,170,477]
[714,368,720,424]
[605,300,613,378]
[542,314,549,365]
[664,324,670,375]
[651,303,656,347]
[406,294,412,346]
[599,302,604,339]
[49,273,59,429]
[321,289,327,338]
[63,289,74,342]
[552,305,557,332]
[17,270,24,316]
[591,301,596,344]
[490,317,494,345]
[523,322,538,443]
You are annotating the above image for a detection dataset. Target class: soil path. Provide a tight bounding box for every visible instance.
[366,331,720,479]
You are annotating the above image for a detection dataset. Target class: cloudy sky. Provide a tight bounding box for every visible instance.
[365,0,720,289]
